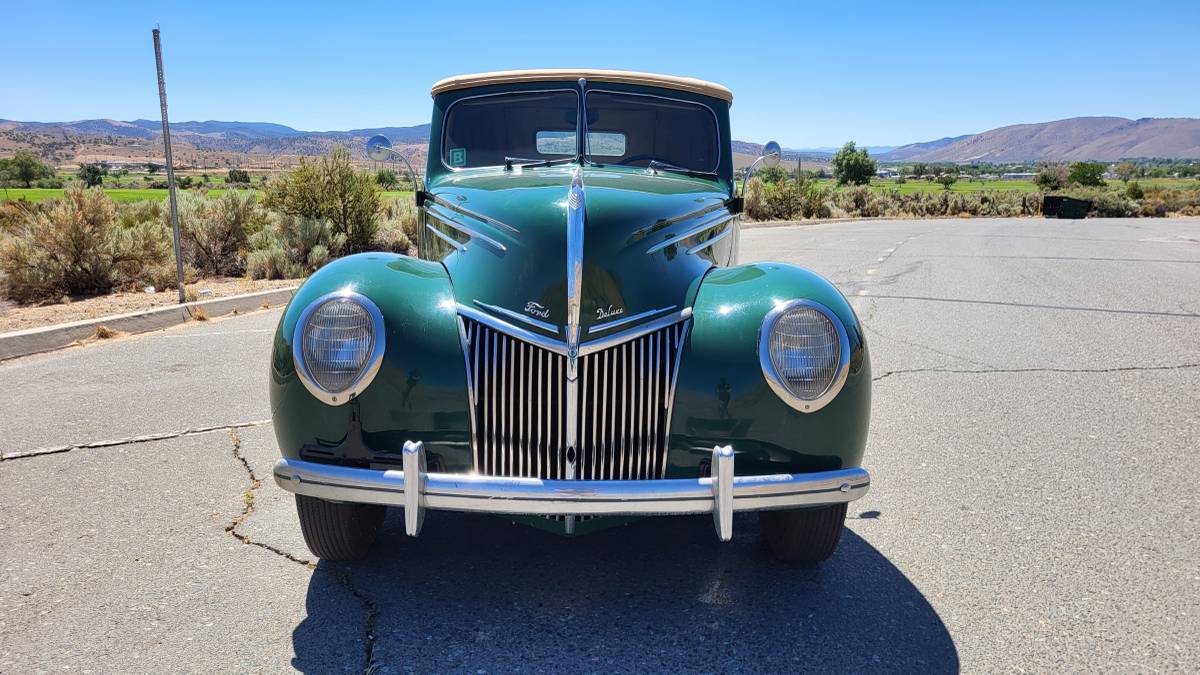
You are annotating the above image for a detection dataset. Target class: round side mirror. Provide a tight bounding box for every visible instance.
[366,135,394,162]
[763,140,782,168]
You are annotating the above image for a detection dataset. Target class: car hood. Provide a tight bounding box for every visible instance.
[427,165,734,341]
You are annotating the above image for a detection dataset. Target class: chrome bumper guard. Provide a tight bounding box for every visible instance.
[273,442,870,541]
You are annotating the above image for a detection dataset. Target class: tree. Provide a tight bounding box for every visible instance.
[1114,162,1136,183]
[263,147,381,253]
[375,168,398,189]
[146,163,162,174]
[1,150,55,187]
[832,142,876,186]
[1068,162,1106,187]
[1036,164,1070,190]
[77,163,106,187]
[937,174,957,191]
[227,168,250,184]
[910,162,928,179]
[756,165,788,184]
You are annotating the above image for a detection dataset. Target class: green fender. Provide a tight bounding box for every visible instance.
[269,253,474,470]
[666,262,871,477]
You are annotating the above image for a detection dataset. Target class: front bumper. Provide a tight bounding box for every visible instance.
[273,442,870,540]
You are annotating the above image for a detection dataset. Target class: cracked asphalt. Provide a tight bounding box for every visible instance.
[2,216,1198,673]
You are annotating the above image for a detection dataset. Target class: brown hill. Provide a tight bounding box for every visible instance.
[879,117,1200,163]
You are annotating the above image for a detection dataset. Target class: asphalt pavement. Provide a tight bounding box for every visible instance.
[1,217,1197,672]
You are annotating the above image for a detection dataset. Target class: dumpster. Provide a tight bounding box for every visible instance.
[1043,195,1091,219]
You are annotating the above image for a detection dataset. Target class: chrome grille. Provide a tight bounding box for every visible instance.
[461,318,688,480]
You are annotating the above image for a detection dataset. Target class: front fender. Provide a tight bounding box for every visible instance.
[666,262,870,476]
[269,253,473,470]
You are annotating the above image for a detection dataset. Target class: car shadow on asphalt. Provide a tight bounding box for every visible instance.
[293,510,958,673]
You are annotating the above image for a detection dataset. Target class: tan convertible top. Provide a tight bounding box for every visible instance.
[430,69,733,105]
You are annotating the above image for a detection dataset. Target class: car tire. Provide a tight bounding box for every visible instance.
[294,495,386,561]
[759,503,847,565]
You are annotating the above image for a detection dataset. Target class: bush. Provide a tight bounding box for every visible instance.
[1125,181,1145,200]
[227,168,250,184]
[0,188,174,303]
[744,177,767,220]
[375,198,418,252]
[1036,164,1070,190]
[1140,199,1168,218]
[117,199,163,229]
[247,213,342,280]
[174,190,264,276]
[1064,187,1137,217]
[263,147,380,253]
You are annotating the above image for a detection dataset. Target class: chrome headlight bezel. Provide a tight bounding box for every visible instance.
[292,290,386,406]
[757,299,851,414]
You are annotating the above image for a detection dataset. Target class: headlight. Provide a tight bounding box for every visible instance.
[292,290,385,405]
[758,299,850,413]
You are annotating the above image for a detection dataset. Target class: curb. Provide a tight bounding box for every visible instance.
[0,287,298,362]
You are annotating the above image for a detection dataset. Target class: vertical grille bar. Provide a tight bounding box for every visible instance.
[464,317,688,482]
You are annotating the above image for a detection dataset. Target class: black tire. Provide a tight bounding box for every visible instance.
[295,495,386,561]
[759,503,848,565]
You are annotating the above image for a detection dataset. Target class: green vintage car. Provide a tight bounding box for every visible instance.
[271,70,871,564]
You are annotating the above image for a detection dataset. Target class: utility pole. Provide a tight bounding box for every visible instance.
[153,27,186,305]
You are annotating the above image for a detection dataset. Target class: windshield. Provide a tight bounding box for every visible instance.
[443,90,579,169]
[441,88,720,173]
[584,91,718,173]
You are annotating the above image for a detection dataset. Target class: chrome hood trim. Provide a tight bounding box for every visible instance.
[566,168,585,378]
[457,303,691,357]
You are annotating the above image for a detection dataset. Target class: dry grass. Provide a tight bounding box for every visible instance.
[191,308,209,322]
[94,324,117,339]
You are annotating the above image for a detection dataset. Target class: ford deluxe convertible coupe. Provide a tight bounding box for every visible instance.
[271,70,871,564]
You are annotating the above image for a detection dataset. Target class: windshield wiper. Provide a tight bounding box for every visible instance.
[647,159,718,179]
[504,156,576,171]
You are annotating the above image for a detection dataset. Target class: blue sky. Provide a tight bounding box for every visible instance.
[2,1,1197,147]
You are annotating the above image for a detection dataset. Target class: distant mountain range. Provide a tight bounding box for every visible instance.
[2,116,1198,165]
[876,117,1200,162]
[0,118,431,163]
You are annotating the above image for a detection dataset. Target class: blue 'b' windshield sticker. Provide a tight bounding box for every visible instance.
[449,148,467,167]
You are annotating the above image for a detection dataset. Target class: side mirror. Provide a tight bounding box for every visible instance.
[740,140,784,198]
[366,134,393,162]
[365,134,422,198]
[762,140,782,168]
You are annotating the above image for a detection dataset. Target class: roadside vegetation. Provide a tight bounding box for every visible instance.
[2,143,1198,309]
[745,145,1200,221]
[0,147,420,306]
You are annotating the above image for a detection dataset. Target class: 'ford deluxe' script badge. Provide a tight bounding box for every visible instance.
[596,305,624,320]
[524,301,551,319]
